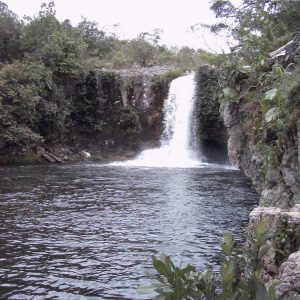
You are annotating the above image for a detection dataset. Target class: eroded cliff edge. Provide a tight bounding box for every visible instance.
[0,66,184,164]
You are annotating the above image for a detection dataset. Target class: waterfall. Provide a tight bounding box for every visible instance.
[112,73,203,168]
[161,73,197,157]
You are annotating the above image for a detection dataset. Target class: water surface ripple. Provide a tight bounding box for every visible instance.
[0,163,258,299]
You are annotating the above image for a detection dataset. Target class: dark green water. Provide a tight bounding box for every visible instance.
[0,163,258,299]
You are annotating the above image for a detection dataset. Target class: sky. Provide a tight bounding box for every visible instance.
[4,0,232,52]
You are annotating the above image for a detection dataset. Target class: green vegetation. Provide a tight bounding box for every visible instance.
[205,0,300,184]
[0,1,217,162]
[0,2,22,63]
[151,68,188,94]
[140,221,293,300]
[209,0,300,62]
[273,217,300,267]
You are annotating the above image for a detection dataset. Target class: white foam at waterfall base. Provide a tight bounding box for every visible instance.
[111,73,205,168]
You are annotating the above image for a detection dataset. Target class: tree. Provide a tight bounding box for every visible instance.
[0,1,22,63]
[177,46,196,67]
[128,38,155,67]
[0,61,52,149]
[20,1,60,54]
[108,37,156,68]
[209,0,300,62]
[20,2,87,79]
[77,17,114,58]
[40,28,87,78]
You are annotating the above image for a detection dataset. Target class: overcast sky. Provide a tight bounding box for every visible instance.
[4,0,232,52]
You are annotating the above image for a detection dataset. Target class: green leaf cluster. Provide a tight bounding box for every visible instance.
[140,221,291,300]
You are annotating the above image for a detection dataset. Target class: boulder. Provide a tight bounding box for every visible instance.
[276,251,300,298]
[80,151,91,159]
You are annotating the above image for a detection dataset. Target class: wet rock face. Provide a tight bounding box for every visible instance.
[219,101,244,167]
[100,65,176,110]
[215,33,300,297]
[220,109,299,207]
[1,65,184,165]
[194,65,228,163]
[193,63,293,197]
[248,206,300,235]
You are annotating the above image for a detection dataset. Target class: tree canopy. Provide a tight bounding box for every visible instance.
[0,1,22,63]
[209,0,300,62]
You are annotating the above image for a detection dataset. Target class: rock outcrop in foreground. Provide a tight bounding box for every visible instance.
[277,251,300,298]
[249,206,300,297]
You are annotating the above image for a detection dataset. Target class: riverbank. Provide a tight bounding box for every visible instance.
[0,140,160,166]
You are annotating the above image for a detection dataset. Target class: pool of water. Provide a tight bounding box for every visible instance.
[0,163,258,299]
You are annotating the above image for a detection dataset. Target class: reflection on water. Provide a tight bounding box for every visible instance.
[0,163,258,299]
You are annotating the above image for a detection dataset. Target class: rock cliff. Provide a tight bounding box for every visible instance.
[218,38,300,208]
[195,32,300,297]
[66,65,183,160]
[194,65,228,163]
[0,65,183,164]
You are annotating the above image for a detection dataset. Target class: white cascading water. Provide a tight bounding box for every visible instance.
[113,73,202,168]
